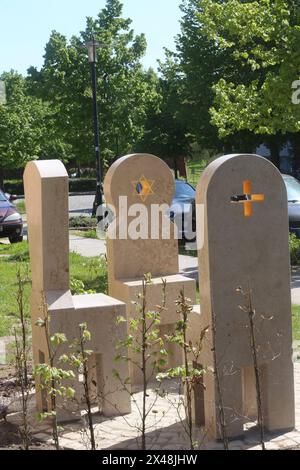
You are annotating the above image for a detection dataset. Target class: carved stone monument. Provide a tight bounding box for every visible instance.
[24,160,131,420]
[195,154,295,439]
[104,153,197,384]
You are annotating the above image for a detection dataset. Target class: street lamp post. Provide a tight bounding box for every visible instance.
[85,39,104,217]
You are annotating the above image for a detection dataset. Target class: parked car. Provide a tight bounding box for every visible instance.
[169,180,196,241]
[283,175,300,237]
[171,175,300,241]
[99,179,196,241]
[0,190,23,243]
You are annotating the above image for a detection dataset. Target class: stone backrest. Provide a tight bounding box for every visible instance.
[196,154,295,438]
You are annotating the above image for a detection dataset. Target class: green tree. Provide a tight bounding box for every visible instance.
[176,1,268,155]
[0,71,50,187]
[197,0,300,167]
[137,59,191,173]
[27,0,159,171]
[174,0,226,153]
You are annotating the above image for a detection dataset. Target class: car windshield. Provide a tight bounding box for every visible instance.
[284,176,300,202]
[0,190,7,202]
[175,181,195,198]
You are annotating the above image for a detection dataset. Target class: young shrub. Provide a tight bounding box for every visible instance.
[237,284,265,451]
[62,323,97,450]
[158,289,209,450]
[13,265,32,450]
[114,274,168,450]
[34,298,75,450]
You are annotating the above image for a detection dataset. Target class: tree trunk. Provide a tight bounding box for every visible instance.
[268,141,280,169]
[76,162,81,178]
[173,157,178,180]
[223,140,233,154]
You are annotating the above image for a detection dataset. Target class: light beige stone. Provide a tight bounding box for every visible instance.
[0,336,14,364]
[104,154,196,384]
[195,154,295,439]
[24,160,131,420]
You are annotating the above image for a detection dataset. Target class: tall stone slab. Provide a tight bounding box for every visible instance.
[196,154,295,438]
[104,153,196,385]
[24,160,131,419]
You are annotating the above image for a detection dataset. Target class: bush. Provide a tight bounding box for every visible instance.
[3,178,97,195]
[289,233,300,265]
[68,178,96,193]
[16,200,26,214]
[69,216,97,230]
[70,278,96,295]
[3,179,23,195]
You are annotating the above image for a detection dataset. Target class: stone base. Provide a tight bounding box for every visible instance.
[110,274,197,385]
[32,290,132,421]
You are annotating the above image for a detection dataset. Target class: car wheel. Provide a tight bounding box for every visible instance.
[9,235,23,244]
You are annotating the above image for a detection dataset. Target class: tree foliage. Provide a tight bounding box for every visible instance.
[0,71,51,173]
[197,0,300,138]
[27,0,159,168]
[137,58,190,162]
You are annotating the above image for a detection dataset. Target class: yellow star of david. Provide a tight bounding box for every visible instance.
[132,175,155,202]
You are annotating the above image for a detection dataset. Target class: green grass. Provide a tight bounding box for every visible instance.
[292,305,300,341]
[0,242,30,336]
[16,200,26,215]
[1,240,300,343]
[72,229,98,239]
[0,241,29,260]
[0,241,107,337]
[186,160,207,187]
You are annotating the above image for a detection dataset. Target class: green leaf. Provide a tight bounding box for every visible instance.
[50,333,68,346]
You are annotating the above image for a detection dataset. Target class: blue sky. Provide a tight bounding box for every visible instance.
[0,0,182,75]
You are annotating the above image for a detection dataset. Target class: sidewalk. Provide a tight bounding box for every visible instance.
[69,234,106,258]
[7,363,300,450]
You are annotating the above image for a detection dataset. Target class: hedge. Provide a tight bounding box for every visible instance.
[69,216,97,229]
[4,178,97,195]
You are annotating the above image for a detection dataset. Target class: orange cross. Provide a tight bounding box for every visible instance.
[231,180,265,217]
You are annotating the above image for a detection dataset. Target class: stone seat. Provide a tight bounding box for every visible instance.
[45,289,131,418]
[111,274,197,385]
[112,274,196,325]
[104,153,199,385]
[24,159,131,422]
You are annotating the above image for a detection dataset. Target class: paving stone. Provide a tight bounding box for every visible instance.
[33,433,52,442]
[10,363,300,451]
[284,431,300,438]
[264,442,279,450]
[204,442,227,450]
[228,440,245,450]
[277,439,298,448]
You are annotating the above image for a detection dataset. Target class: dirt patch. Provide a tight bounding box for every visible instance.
[0,364,57,450]
[0,364,14,380]
[0,422,55,450]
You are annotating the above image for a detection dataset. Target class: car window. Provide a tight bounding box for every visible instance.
[175,181,195,198]
[0,190,7,202]
[284,177,300,202]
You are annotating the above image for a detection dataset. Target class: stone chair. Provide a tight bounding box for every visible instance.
[104,153,197,385]
[24,160,131,420]
[190,154,295,440]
